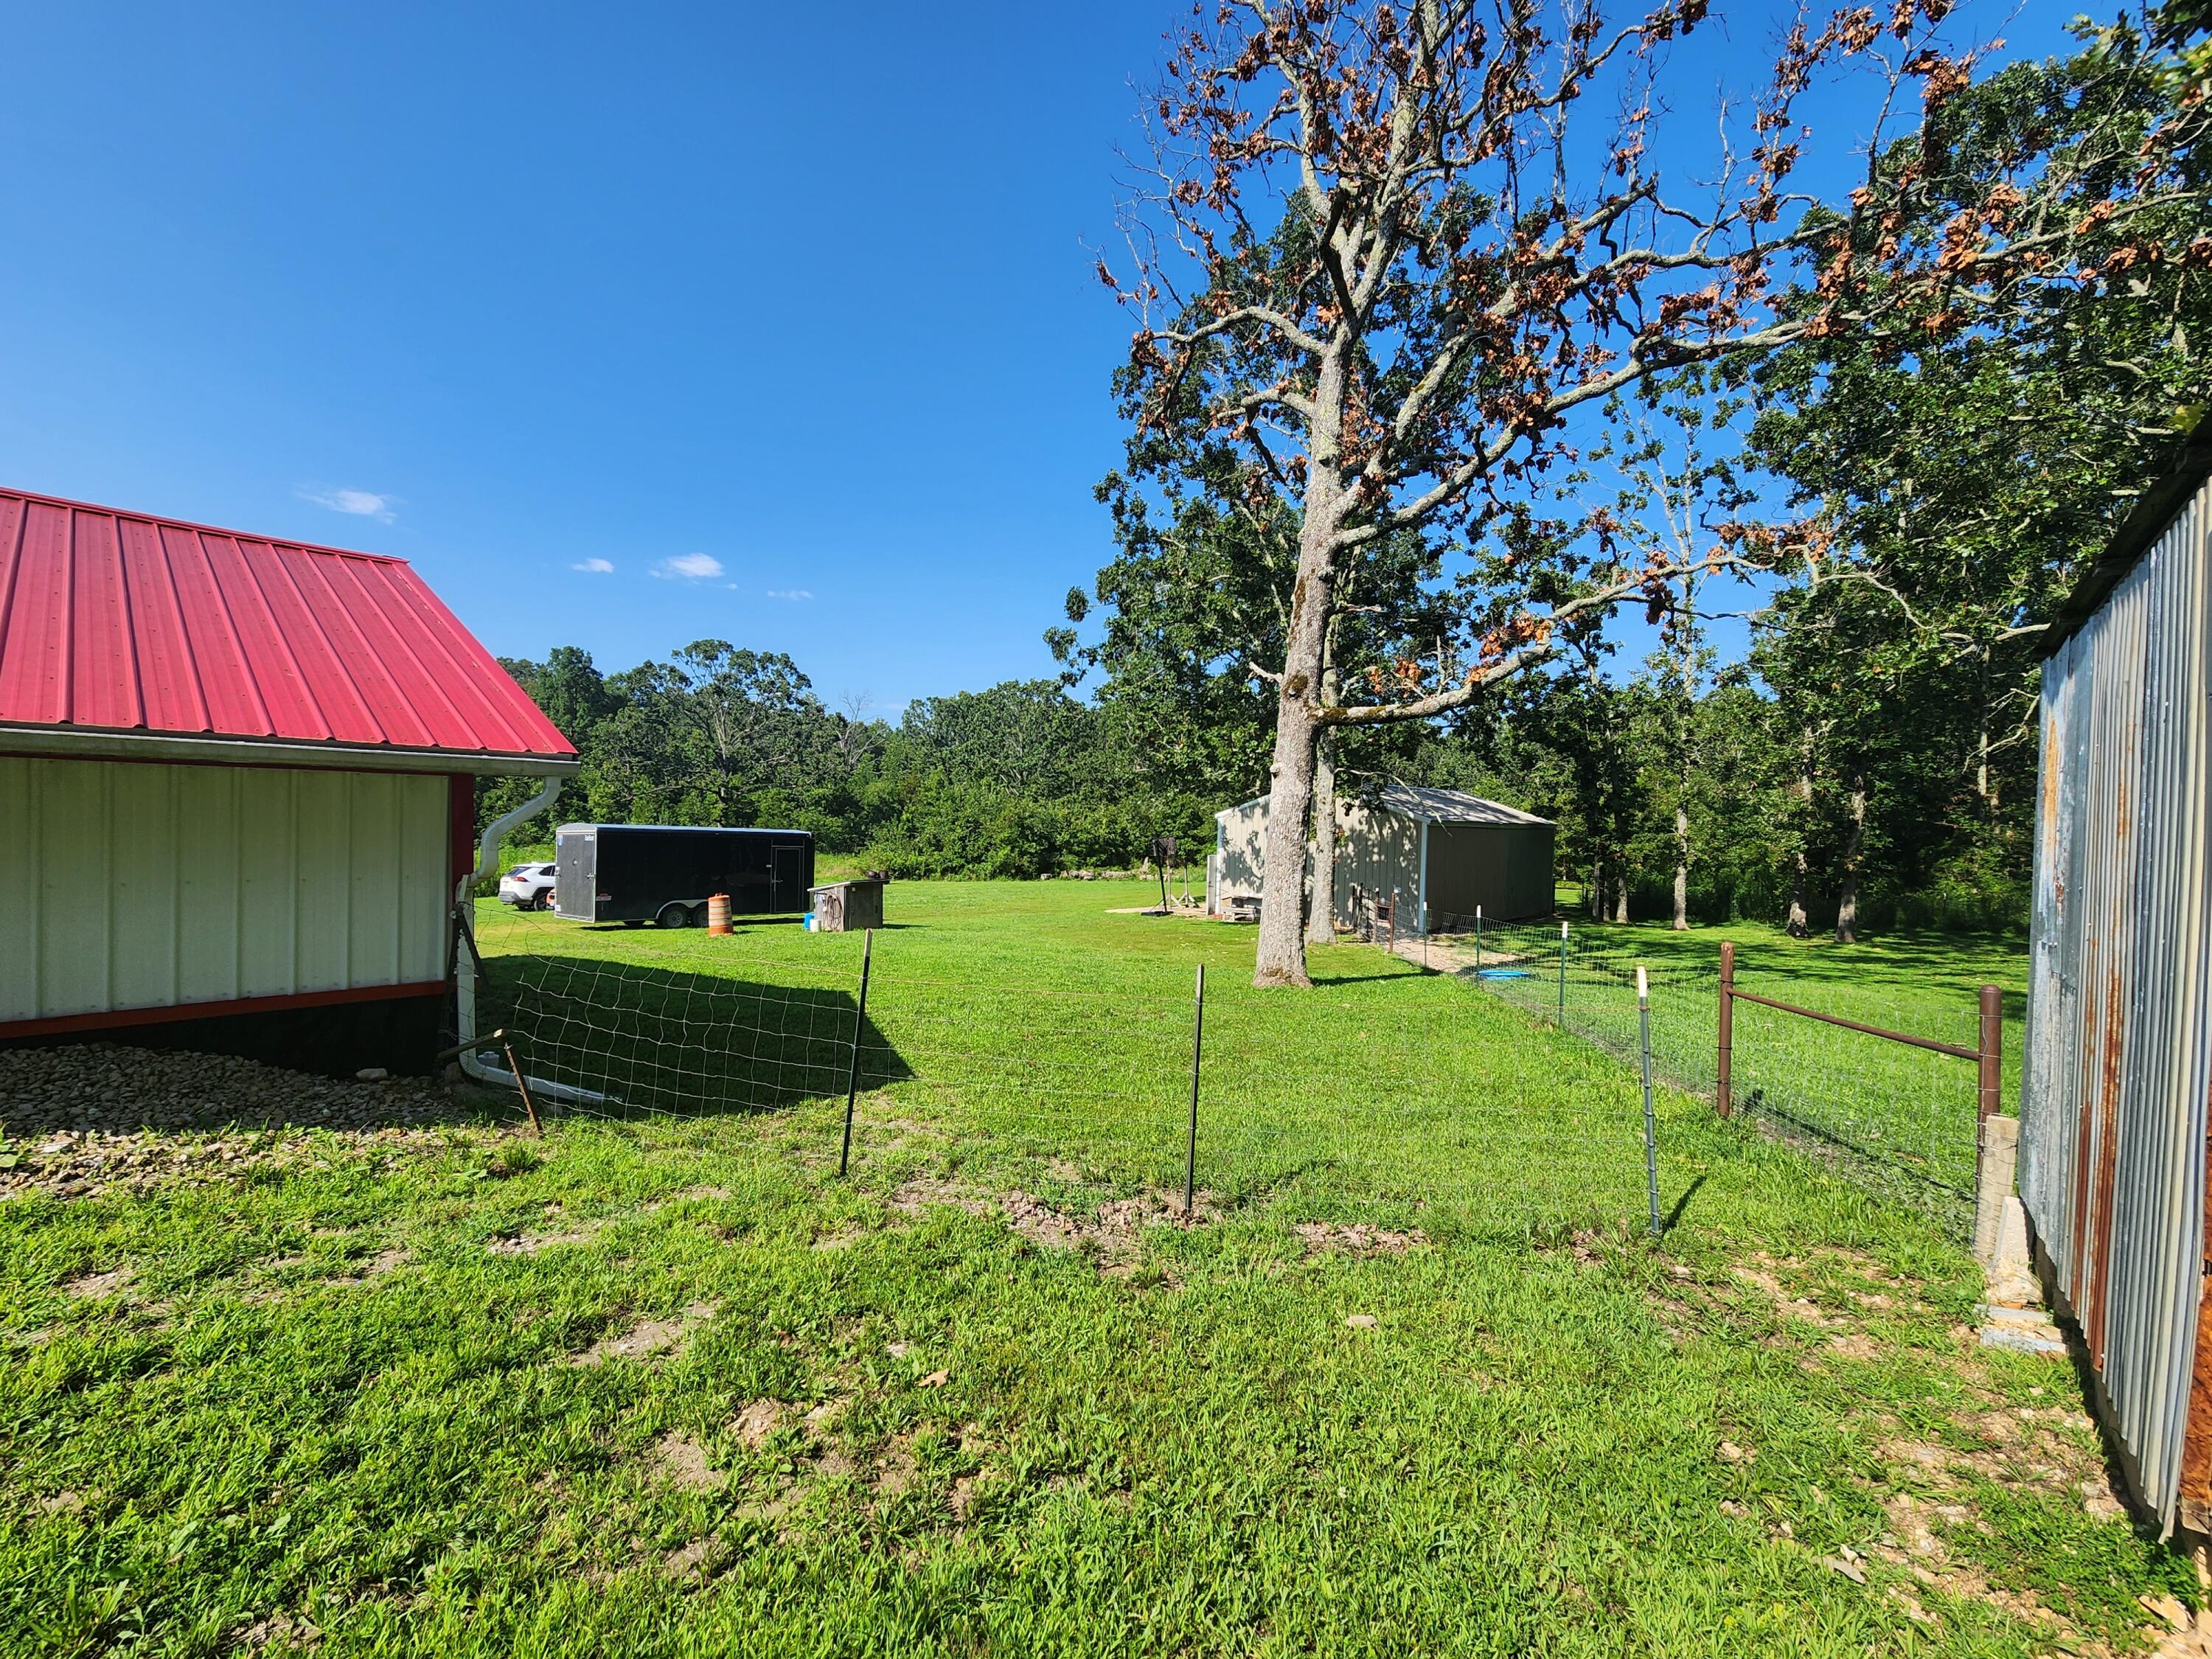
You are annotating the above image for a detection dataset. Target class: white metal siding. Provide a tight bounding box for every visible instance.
[0,757,449,1023]
[1213,796,1425,928]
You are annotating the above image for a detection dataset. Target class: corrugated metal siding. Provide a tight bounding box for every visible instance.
[0,756,449,1023]
[1424,822,1557,921]
[1215,796,1555,929]
[2022,477,2212,1531]
[1214,796,1425,928]
[1332,801,1423,927]
[0,487,574,763]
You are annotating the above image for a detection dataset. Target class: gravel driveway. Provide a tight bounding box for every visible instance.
[0,1043,519,1202]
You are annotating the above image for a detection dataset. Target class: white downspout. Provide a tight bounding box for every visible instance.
[452,777,611,1106]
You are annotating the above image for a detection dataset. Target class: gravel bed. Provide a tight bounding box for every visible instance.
[0,1043,516,1202]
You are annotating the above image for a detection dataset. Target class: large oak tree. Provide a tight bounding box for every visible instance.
[1102,0,2203,985]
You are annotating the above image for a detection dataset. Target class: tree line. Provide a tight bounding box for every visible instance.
[478,648,1216,880]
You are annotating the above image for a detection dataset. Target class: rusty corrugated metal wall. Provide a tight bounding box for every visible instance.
[2022,470,2212,1533]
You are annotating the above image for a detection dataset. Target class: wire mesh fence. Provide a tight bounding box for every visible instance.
[466,902,1993,1242]
[1438,918,1986,1237]
[465,924,1660,1241]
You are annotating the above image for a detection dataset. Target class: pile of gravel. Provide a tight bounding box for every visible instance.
[0,1043,516,1203]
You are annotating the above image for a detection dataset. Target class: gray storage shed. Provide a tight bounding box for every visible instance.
[2020,426,2212,1536]
[1209,784,1554,932]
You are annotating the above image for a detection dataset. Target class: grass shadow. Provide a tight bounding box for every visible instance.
[479,953,912,1119]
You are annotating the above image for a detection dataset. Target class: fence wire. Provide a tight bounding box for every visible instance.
[1440,919,1981,1237]
[470,931,1655,1240]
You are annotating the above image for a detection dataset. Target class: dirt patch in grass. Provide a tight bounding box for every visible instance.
[663,1534,722,1579]
[63,1267,131,1298]
[1002,1187,1212,1267]
[1293,1221,1427,1258]
[732,1399,782,1450]
[332,1246,408,1286]
[1871,1402,2126,1519]
[234,1609,321,1652]
[888,1178,995,1219]
[571,1302,716,1366]
[650,1430,724,1492]
[489,1223,602,1256]
[870,1431,919,1503]
[885,1178,1213,1276]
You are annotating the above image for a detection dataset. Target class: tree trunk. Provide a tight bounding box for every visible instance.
[1672,804,1690,931]
[1974,641,1994,817]
[1253,355,1346,989]
[1307,725,1338,947]
[1673,567,1695,933]
[1612,872,1629,925]
[1786,731,1814,939]
[1835,771,1866,945]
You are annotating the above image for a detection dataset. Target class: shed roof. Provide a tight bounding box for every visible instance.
[1373,783,1553,825]
[0,487,577,774]
[2042,425,2212,658]
[1217,783,1552,827]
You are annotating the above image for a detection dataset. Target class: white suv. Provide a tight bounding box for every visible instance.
[498,862,557,911]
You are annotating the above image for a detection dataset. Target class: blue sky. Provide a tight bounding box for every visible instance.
[0,2,2080,717]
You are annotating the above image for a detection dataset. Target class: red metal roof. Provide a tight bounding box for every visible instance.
[0,487,576,765]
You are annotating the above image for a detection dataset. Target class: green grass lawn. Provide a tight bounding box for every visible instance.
[1,881,2187,1657]
[1461,916,2028,1237]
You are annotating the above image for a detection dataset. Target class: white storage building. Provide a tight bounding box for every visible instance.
[0,487,577,1074]
[1209,783,1555,931]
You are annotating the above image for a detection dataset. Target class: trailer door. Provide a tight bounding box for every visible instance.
[554,830,597,919]
[772,841,806,912]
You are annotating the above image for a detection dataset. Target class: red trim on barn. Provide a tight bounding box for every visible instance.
[0,981,444,1040]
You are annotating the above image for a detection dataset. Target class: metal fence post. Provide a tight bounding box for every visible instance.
[1557,919,1568,1025]
[838,928,875,1178]
[1976,984,2003,1130]
[1716,940,1735,1120]
[1475,905,1484,976]
[1186,962,1204,1215]
[1638,964,1661,1238]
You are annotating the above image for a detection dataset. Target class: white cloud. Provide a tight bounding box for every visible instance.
[571,557,615,573]
[765,588,814,602]
[299,487,397,523]
[653,552,725,580]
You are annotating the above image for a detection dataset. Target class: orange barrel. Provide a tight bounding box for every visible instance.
[707,893,731,935]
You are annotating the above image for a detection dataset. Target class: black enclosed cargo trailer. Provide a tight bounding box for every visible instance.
[552,824,815,928]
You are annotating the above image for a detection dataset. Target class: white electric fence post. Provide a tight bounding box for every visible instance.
[1638,964,1661,1239]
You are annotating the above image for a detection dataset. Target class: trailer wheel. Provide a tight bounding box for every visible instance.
[655,902,691,929]
[687,902,709,928]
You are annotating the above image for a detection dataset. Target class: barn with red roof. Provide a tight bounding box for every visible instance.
[0,487,577,1072]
